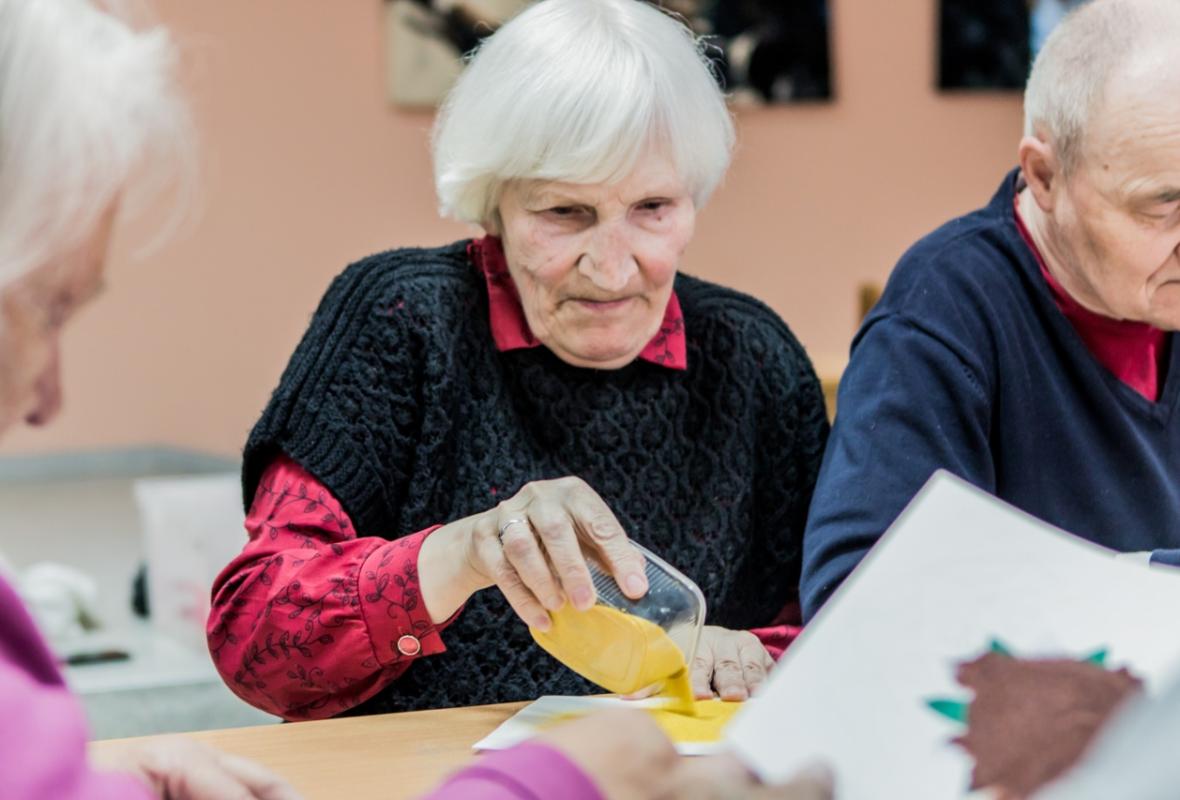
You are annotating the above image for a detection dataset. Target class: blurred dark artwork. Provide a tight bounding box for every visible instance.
[939,0,1089,91]
[386,0,833,106]
[399,0,491,56]
[680,0,833,103]
[939,0,1030,90]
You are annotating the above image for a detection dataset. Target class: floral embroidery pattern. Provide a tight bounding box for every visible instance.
[206,458,450,720]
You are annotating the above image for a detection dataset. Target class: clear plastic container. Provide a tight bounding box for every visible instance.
[530,542,707,699]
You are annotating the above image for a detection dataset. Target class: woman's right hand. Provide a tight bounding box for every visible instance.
[418,476,649,628]
[538,709,834,800]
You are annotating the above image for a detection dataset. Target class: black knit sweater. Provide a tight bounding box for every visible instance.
[243,240,829,715]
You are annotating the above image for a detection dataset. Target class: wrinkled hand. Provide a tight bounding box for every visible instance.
[107,737,301,800]
[539,709,833,800]
[692,625,775,701]
[461,476,648,629]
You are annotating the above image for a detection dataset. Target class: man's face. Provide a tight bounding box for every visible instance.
[1047,62,1180,329]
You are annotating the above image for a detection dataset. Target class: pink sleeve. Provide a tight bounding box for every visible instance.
[420,743,604,800]
[207,456,461,720]
[0,668,155,800]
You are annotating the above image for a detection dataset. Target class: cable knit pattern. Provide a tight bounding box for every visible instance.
[241,240,829,715]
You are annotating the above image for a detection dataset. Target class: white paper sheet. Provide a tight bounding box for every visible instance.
[473,695,730,756]
[724,471,1180,799]
[1039,665,1180,799]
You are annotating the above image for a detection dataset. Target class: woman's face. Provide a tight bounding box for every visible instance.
[493,152,696,369]
[0,204,116,437]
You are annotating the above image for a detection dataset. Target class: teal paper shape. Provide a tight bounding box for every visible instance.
[926,698,970,724]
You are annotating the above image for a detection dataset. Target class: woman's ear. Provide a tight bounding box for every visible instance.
[482,209,503,238]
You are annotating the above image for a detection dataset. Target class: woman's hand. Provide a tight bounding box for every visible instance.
[105,737,301,800]
[658,754,834,800]
[691,626,776,701]
[418,476,648,628]
[537,709,833,800]
[540,708,678,799]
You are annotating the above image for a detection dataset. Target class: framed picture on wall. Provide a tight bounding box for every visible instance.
[938,0,1088,91]
[385,0,833,108]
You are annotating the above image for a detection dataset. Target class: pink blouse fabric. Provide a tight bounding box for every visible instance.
[422,743,603,800]
[0,574,153,800]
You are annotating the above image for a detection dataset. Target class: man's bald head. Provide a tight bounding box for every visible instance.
[1024,0,1180,174]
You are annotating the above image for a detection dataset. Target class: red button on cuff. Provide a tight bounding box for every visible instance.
[397,635,422,657]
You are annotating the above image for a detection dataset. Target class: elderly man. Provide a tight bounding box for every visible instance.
[801,0,1180,620]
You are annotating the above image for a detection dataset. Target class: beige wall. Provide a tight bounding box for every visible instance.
[0,0,1024,458]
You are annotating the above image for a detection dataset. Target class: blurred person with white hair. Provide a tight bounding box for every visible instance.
[209,0,828,722]
[802,0,1180,619]
[0,1,301,797]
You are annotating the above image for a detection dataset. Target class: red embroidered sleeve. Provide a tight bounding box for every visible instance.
[206,456,459,720]
[751,600,804,661]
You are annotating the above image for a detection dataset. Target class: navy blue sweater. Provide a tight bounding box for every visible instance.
[801,170,1180,620]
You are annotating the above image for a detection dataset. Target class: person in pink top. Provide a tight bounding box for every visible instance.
[0,1,299,797]
[0,1,832,798]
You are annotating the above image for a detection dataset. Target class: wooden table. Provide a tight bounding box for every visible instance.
[89,701,528,799]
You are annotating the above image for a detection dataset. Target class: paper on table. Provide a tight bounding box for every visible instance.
[473,695,730,756]
[724,471,1180,799]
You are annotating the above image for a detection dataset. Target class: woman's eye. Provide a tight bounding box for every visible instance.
[638,199,669,213]
[542,206,594,225]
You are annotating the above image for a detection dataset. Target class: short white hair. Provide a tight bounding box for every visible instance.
[0,0,192,288]
[1024,0,1180,173]
[432,0,735,225]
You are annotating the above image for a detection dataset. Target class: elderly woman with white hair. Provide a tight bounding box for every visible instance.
[208,0,828,720]
[0,1,304,797]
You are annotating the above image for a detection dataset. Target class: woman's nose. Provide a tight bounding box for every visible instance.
[579,225,638,292]
[25,343,63,427]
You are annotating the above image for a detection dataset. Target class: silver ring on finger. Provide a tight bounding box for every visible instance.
[498,517,528,545]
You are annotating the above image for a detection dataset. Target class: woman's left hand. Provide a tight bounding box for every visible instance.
[691,626,775,701]
[106,736,302,800]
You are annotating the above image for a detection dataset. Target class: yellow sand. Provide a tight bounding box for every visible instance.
[545,700,742,744]
[530,604,697,715]
[647,698,742,742]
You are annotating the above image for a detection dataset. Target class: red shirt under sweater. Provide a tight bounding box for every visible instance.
[208,238,796,721]
[1014,196,1169,402]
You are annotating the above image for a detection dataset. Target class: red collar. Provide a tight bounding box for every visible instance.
[468,236,688,370]
[1013,193,1167,401]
